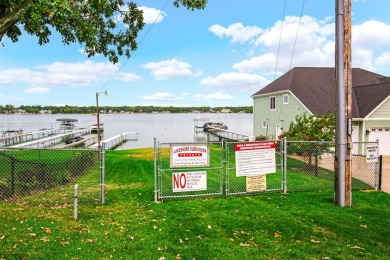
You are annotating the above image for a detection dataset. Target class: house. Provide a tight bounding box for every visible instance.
[251,67,390,155]
[220,108,232,113]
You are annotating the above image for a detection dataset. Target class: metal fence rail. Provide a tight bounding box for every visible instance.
[155,139,380,202]
[0,148,102,206]
[155,141,224,201]
[225,140,283,196]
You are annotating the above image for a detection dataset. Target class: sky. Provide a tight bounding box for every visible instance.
[1,0,390,108]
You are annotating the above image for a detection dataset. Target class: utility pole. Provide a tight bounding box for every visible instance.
[335,0,352,206]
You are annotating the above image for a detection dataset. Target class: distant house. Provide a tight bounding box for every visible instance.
[251,67,390,155]
[220,108,232,113]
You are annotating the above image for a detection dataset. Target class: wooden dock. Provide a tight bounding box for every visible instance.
[90,132,138,150]
[204,127,254,142]
[9,129,91,149]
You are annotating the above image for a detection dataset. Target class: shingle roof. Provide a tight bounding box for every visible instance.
[251,67,388,117]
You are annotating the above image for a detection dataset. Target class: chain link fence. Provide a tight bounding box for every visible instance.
[285,141,336,192]
[155,141,224,201]
[0,148,102,207]
[225,140,283,196]
[155,139,380,201]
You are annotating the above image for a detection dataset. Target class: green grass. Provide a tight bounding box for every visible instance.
[1,148,389,259]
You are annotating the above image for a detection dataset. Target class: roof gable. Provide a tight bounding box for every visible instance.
[353,82,390,118]
[252,67,387,117]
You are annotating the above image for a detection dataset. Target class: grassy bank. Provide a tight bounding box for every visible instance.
[0,148,389,259]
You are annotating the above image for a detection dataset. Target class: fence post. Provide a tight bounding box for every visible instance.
[154,138,158,202]
[283,137,287,193]
[74,184,79,220]
[377,155,383,191]
[100,142,106,204]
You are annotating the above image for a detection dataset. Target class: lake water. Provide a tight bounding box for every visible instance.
[0,113,253,149]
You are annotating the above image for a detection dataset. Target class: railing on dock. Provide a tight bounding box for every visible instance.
[90,132,138,150]
[8,129,91,149]
[0,128,60,147]
[205,127,254,142]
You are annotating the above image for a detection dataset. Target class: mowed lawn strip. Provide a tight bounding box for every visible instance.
[0,148,389,259]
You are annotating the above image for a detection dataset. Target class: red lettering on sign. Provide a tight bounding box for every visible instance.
[173,173,187,189]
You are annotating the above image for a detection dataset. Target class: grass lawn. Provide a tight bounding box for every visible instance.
[0,148,389,259]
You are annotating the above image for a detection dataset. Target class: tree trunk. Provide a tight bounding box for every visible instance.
[0,0,32,42]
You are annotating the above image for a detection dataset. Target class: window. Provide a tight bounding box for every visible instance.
[262,120,267,128]
[270,96,276,110]
[283,94,289,104]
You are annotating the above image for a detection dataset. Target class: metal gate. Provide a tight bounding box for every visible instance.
[154,140,224,201]
[154,139,380,202]
[225,140,284,196]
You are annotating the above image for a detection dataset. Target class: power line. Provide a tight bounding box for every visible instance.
[287,0,306,72]
[275,0,306,135]
[98,0,171,93]
[273,0,287,80]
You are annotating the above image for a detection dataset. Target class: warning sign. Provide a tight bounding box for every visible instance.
[366,143,379,163]
[246,175,267,192]
[172,171,207,192]
[170,144,210,167]
[235,141,276,176]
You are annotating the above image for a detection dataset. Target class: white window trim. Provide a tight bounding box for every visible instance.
[283,94,289,104]
[270,96,276,110]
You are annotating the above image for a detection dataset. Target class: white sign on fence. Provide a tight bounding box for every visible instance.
[172,171,207,192]
[366,143,379,163]
[235,141,276,176]
[170,144,210,167]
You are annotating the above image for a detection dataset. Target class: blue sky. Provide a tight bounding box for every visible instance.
[1,0,390,107]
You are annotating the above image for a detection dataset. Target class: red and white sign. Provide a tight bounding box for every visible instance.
[172,171,207,192]
[235,141,276,176]
[170,144,210,167]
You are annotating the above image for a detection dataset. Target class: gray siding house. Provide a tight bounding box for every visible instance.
[251,67,390,155]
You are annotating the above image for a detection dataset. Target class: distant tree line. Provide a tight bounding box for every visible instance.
[0,104,253,114]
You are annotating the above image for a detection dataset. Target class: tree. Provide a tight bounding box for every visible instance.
[280,113,336,142]
[280,113,336,169]
[0,0,208,63]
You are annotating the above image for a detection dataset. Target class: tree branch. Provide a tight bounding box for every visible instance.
[0,0,32,42]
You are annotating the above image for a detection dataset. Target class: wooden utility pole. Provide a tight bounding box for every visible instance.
[335,0,352,206]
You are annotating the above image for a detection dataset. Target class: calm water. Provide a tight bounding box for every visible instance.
[0,113,253,149]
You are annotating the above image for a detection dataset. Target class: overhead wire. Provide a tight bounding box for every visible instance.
[97,0,171,93]
[266,0,287,137]
[273,0,287,80]
[273,0,306,138]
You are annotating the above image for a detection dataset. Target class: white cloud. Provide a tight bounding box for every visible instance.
[192,92,234,101]
[142,58,201,80]
[143,92,183,101]
[200,72,270,93]
[119,73,142,82]
[243,15,335,73]
[24,87,50,94]
[0,60,141,87]
[209,23,263,44]
[375,52,390,67]
[228,15,390,74]
[138,6,167,24]
[115,5,166,27]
